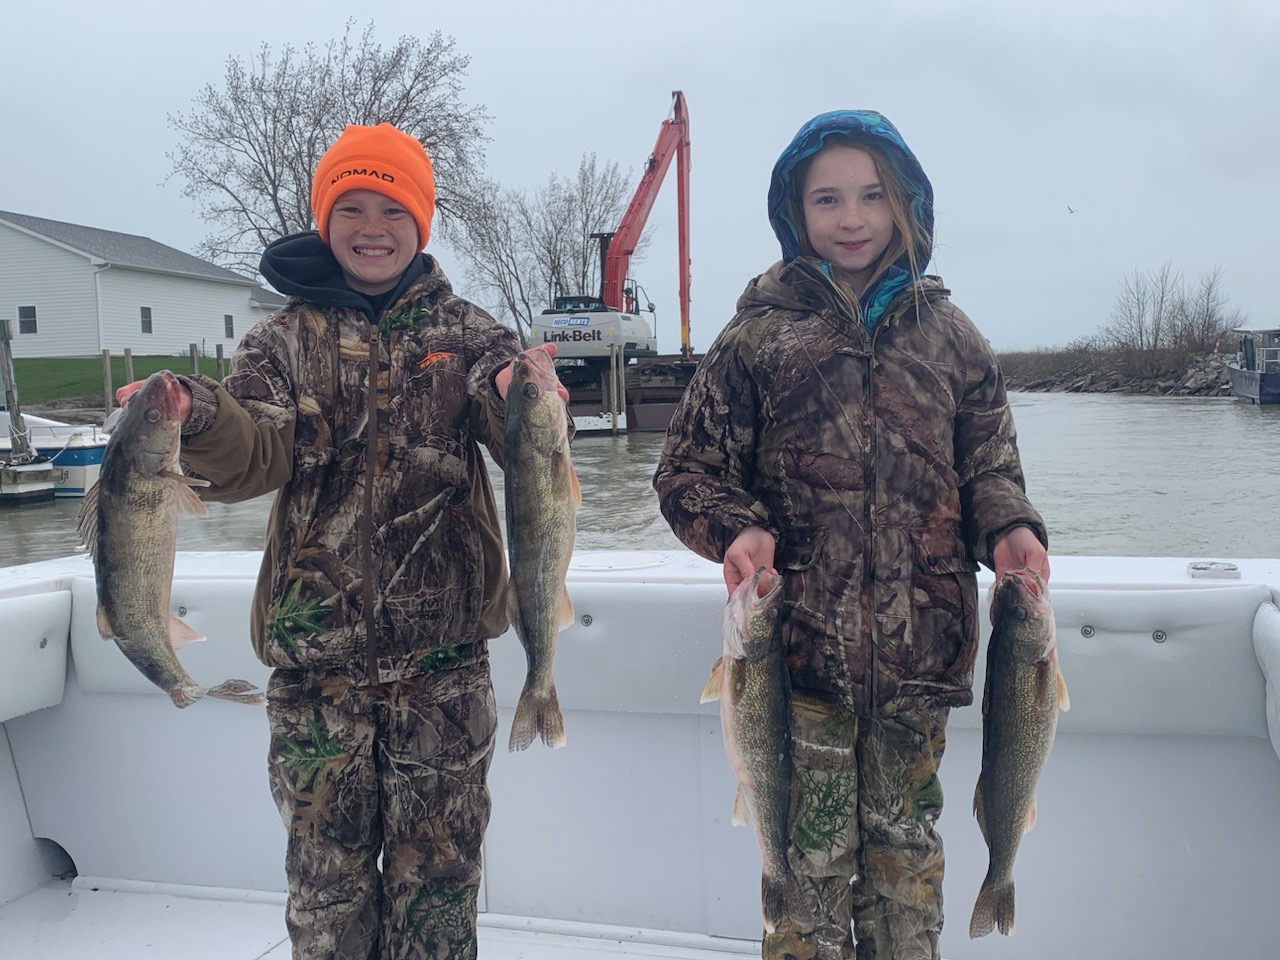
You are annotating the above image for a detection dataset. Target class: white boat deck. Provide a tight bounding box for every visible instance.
[4,551,1280,959]
[0,880,760,960]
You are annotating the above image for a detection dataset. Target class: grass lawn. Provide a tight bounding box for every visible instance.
[9,356,225,404]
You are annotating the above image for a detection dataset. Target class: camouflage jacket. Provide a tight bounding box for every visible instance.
[179,254,518,684]
[654,260,1046,715]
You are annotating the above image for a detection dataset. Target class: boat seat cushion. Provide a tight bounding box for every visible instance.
[949,583,1273,740]
[70,577,268,696]
[0,592,71,722]
[1252,602,1280,763]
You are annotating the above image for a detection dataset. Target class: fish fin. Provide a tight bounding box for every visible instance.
[969,875,1016,938]
[508,682,566,752]
[972,783,989,842]
[161,468,211,489]
[170,478,210,517]
[1024,794,1038,834]
[75,483,101,559]
[169,613,206,650]
[102,407,125,432]
[699,657,725,703]
[1057,664,1071,712]
[557,585,575,631]
[762,870,814,935]
[169,686,205,709]
[566,458,582,510]
[205,679,267,706]
[95,605,116,641]
[731,786,751,826]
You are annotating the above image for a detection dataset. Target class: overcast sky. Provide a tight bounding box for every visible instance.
[5,0,1276,353]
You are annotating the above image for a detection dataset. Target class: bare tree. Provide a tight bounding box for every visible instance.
[1102,261,1248,373]
[456,186,546,346]
[1102,269,1154,351]
[1102,260,1183,352]
[166,19,491,275]
[1172,266,1245,352]
[453,154,639,345]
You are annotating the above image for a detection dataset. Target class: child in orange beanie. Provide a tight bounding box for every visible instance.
[118,121,566,960]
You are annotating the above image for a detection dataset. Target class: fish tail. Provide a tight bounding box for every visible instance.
[762,869,813,934]
[969,877,1015,938]
[206,679,268,706]
[508,683,566,751]
[169,686,205,709]
[762,870,814,936]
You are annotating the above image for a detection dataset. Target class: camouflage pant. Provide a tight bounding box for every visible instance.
[762,694,949,960]
[266,649,496,960]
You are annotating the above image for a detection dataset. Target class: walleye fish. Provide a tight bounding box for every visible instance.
[504,348,580,751]
[702,567,811,933]
[75,371,266,709]
[970,566,1069,938]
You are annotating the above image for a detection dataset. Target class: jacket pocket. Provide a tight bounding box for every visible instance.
[912,526,978,576]
[777,526,868,702]
[907,527,978,685]
[373,475,484,656]
[775,525,829,624]
[262,445,351,667]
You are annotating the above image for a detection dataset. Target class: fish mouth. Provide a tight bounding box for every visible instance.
[513,350,559,391]
[748,567,782,606]
[1004,567,1044,597]
[135,371,182,420]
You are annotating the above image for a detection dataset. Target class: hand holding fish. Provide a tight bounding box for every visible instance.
[496,342,569,403]
[503,347,580,751]
[969,565,1069,938]
[77,371,266,709]
[992,525,1049,582]
[116,377,192,424]
[702,567,812,934]
[724,525,776,596]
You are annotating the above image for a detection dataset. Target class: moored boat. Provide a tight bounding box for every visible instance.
[0,411,108,498]
[1227,325,1280,404]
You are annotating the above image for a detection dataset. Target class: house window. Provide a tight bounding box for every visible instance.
[224,314,234,339]
[17,305,37,334]
[140,306,153,334]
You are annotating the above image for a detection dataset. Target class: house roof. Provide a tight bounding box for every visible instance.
[0,210,256,287]
[250,287,288,307]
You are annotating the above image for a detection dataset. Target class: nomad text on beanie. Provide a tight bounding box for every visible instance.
[310,123,436,249]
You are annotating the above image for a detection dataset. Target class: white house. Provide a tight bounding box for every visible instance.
[0,210,287,359]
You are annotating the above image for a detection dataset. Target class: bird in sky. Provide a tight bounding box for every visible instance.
[1067,205,1077,214]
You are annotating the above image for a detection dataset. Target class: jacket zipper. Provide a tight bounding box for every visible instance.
[864,321,880,718]
[808,261,879,717]
[362,331,379,683]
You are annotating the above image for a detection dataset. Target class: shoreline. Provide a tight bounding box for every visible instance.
[997,350,1232,399]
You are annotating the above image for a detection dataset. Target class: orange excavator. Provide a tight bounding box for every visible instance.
[531,90,693,362]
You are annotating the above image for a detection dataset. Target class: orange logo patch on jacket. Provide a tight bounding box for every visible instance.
[417,350,455,370]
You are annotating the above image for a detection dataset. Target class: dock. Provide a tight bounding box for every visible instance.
[562,354,701,434]
[0,317,56,505]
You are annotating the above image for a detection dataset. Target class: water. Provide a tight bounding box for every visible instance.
[3,393,1277,568]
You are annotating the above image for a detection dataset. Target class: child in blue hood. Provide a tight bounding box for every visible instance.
[655,111,1049,959]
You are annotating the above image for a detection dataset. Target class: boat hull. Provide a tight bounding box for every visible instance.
[0,416,107,498]
[0,435,107,498]
[1227,361,1280,404]
[3,552,1280,959]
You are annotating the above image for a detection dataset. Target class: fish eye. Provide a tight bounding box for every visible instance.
[522,382,539,400]
[145,408,161,424]
[1013,606,1028,621]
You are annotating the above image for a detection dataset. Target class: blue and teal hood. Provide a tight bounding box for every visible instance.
[767,111,934,326]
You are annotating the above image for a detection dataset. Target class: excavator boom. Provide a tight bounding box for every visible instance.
[602,91,692,358]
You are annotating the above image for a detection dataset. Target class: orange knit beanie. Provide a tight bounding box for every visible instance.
[310,123,436,249]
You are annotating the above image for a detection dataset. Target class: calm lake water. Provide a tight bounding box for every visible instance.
[3,392,1277,568]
